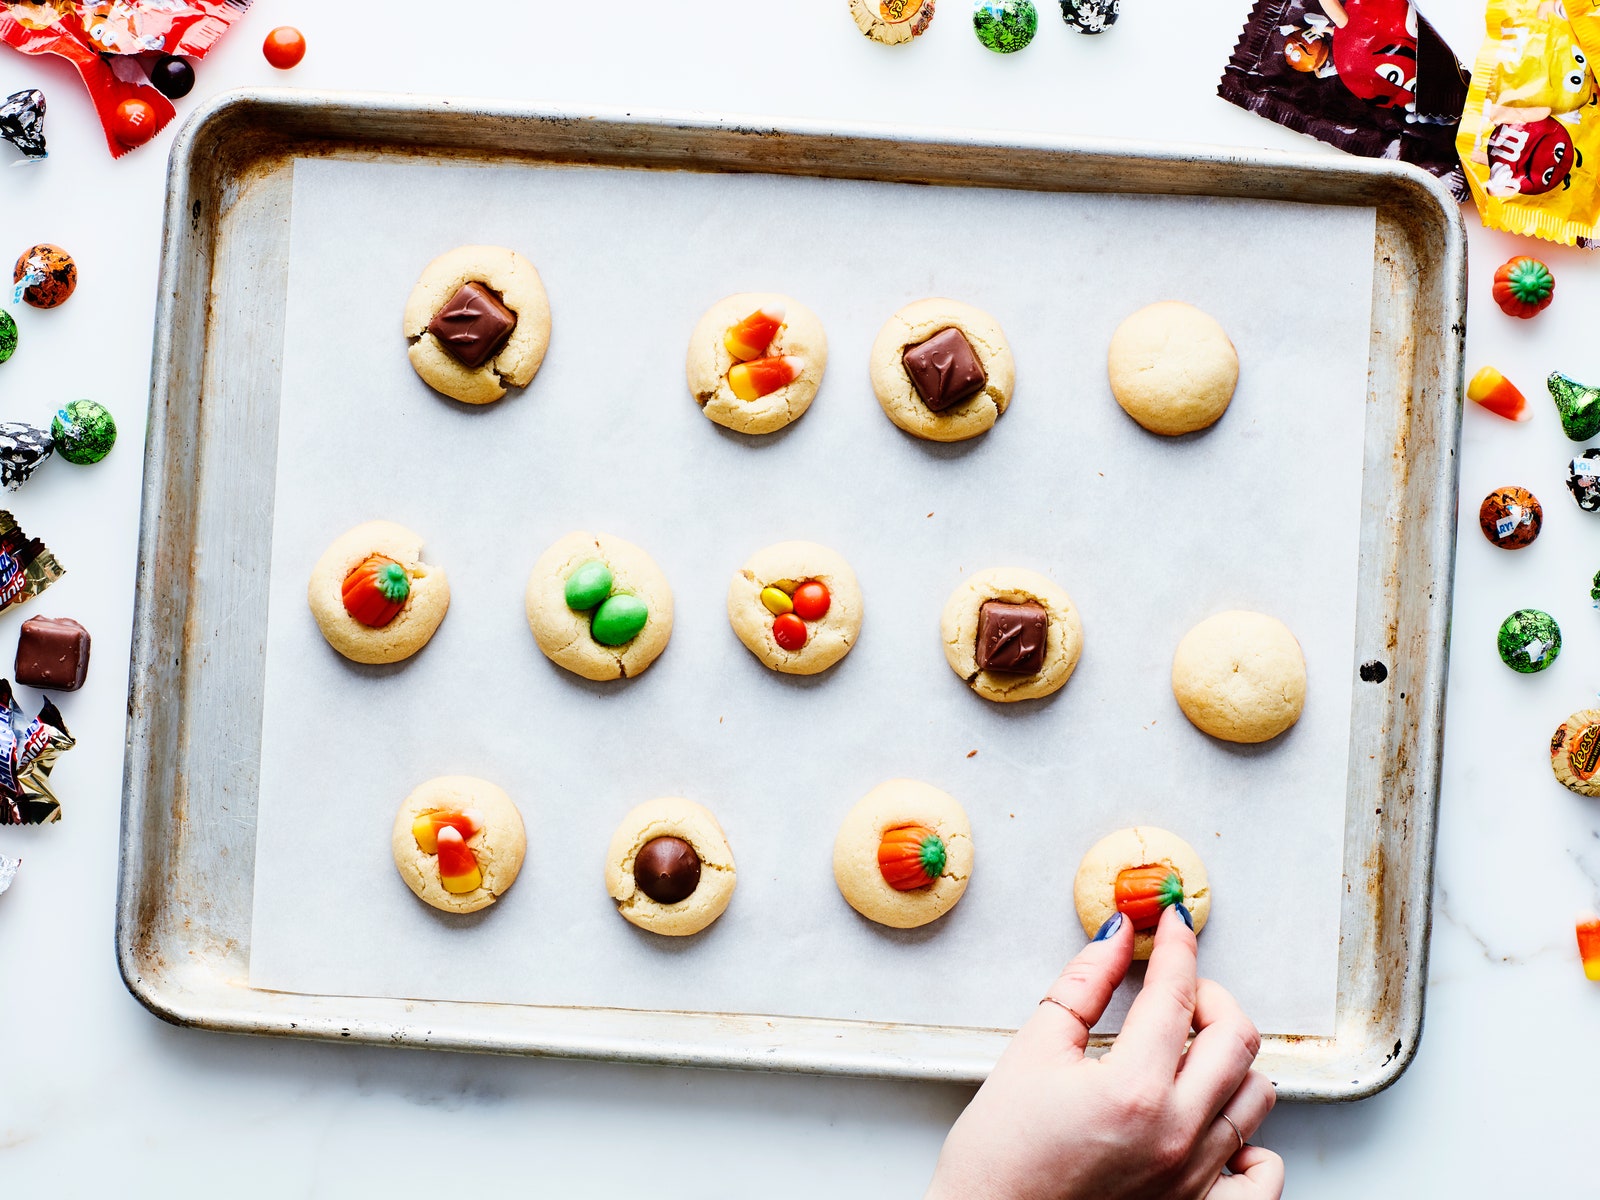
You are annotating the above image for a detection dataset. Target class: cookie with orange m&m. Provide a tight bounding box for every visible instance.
[1551,708,1600,797]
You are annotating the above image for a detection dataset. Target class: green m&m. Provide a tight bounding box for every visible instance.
[591,594,648,646]
[563,558,647,647]
[564,559,613,611]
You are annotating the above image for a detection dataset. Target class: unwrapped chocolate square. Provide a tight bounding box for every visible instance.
[427,281,517,370]
[902,327,987,412]
[977,599,1048,673]
[15,616,90,691]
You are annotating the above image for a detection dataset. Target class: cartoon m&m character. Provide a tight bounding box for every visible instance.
[1318,0,1418,110]
[1485,117,1580,196]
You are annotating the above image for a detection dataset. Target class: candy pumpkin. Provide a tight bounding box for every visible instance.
[1113,864,1184,931]
[1492,257,1554,319]
[878,824,947,891]
[341,553,410,627]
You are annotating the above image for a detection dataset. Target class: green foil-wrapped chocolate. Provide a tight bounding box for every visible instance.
[974,0,1037,52]
[1547,372,1600,442]
[1497,608,1561,673]
[51,400,116,466]
[0,309,16,365]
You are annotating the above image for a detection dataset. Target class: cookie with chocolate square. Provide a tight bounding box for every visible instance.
[403,245,551,405]
[870,298,1014,442]
[940,567,1082,702]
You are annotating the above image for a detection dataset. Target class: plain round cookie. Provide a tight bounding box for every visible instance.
[686,292,828,435]
[940,567,1084,702]
[604,797,737,936]
[391,776,527,915]
[1172,610,1306,744]
[870,298,1015,442]
[1107,301,1239,436]
[727,540,864,674]
[526,530,674,681]
[833,779,974,929]
[308,520,450,664]
[403,244,552,405]
[1073,826,1210,960]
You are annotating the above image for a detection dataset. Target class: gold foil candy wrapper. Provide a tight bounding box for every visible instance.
[0,679,74,826]
[0,509,63,615]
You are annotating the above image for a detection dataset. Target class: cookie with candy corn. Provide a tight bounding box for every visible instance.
[391,776,526,914]
[686,292,827,435]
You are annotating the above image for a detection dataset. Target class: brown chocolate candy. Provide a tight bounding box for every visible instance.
[1478,486,1542,550]
[634,835,701,905]
[14,616,89,691]
[902,327,987,412]
[427,281,517,371]
[976,600,1047,673]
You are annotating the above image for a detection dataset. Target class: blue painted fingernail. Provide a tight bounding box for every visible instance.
[1092,912,1123,942]
[1174,902,1194,931]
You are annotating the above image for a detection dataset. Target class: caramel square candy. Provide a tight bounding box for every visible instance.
[976,600,1046,673]
[14,616,90,691]
[427,281,517,370]
[902,327,987,412]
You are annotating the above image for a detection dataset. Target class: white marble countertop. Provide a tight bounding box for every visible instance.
[1,1,1594,1192]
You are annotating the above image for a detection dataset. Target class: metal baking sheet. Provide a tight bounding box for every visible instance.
[118,90,1465,1100]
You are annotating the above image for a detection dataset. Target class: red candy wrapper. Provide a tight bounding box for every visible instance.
[1218,0,1470,200]
[0,1,251,158]
[0,679,73,826]
[0,510,63,615]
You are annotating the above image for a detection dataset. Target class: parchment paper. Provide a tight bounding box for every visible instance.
[248,157,1375,1037]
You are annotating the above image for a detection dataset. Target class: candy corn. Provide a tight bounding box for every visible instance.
[723,306,785,361]
[1466,366,1529,422]
[1578,917,1600,982]
[728,355,802,401]
[411,809,481,856]
[435,825,483,894]
[1114,864,1185,931]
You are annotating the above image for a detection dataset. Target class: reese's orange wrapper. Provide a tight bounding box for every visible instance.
[1457,0,1600,245]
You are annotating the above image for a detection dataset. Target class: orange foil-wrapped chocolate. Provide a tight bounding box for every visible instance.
[1457,0,1600,245]
[0,1,250,158]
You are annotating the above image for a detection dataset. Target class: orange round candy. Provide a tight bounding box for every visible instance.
[263,26,307,70]
[791,580,830,621]
[773,612,807,651]
[113,97,159,148]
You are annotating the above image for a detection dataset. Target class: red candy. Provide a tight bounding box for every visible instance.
[772,612,807,651]
[112,97,159,148]
[791,580,830,621]
[263,26,307,70]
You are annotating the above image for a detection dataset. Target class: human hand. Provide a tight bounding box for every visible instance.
[925,905,1282,1200]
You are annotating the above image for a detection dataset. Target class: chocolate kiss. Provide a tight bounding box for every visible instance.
[1548,371,1600,442]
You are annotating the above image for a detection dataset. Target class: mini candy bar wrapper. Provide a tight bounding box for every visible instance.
[0,1,250,158]
[0,422,53,490]
[0,510,62,615]
[0,87,46,162]
[1218,0,1471,201]
[1457,0,1600,246]
[0,854,17,897]
[0,680,73,826]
